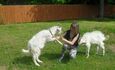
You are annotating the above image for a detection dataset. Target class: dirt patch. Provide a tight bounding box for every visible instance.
[0,66,7,70]
[108,44,115,53]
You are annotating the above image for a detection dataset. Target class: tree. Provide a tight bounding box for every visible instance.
[99,0,104,18]
[108,0,115,4]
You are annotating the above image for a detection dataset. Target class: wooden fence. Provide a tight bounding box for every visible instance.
[0,5,114,24]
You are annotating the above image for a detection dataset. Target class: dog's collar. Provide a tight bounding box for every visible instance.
[48,29,63,45]
[48,29,54,36]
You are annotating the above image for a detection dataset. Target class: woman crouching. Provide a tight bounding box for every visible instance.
[59,21,80,62]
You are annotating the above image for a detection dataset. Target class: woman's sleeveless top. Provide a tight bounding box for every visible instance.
[64,30,80,46]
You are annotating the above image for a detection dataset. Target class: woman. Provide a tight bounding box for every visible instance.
[59,21,80,61]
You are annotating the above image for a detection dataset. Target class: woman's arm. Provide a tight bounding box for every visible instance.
[54,31,66,40]
[61,33,79,45]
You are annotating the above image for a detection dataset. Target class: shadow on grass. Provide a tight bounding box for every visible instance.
[12,51,86,65]
[77,51,86,56]
[41,53,71,64]
[12,56,33,65]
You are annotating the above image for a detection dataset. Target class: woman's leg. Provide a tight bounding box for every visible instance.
[59,44,68,61]
[69,46,77,58]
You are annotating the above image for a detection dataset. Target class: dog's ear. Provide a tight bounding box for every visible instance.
[56,26,62,35]
[56,22,63,31]
[57,27,61,32]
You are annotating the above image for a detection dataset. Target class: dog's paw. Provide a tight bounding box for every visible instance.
[86,56,89,58]
[39,60,43,63]
[37,60,43,63]
[35,63,40,66]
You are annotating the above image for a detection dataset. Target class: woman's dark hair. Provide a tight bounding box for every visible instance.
[70,21,79,36]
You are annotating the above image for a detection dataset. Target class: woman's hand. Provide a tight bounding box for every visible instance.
[60,35,64,40]
[60,34,79,45]
[52,36,59,39]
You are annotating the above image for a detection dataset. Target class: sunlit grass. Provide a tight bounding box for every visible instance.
[0,20,115,70]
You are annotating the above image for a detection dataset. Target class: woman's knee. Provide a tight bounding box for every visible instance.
[69,49,77,58]
[63,44,68,49]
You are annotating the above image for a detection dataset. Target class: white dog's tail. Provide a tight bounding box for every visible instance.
[22,49,29,53]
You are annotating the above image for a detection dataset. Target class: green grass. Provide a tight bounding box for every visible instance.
[0,20,115,70]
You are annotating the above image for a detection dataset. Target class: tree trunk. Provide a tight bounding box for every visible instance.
[99,0,104,18]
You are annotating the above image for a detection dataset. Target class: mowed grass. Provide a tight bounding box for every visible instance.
[0,20,115,70]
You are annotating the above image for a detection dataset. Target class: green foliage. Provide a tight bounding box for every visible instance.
[52,0,71,4]
[0,0,4,5]
[1,0,69,4]
[0,0,115,5]
[108,0,115,4]
[28,0,71,4]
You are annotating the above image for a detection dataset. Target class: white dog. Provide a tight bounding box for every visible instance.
[79,31,108,58]
[22,26,62,66]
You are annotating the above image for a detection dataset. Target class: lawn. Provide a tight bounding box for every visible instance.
[0,20,115,70]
